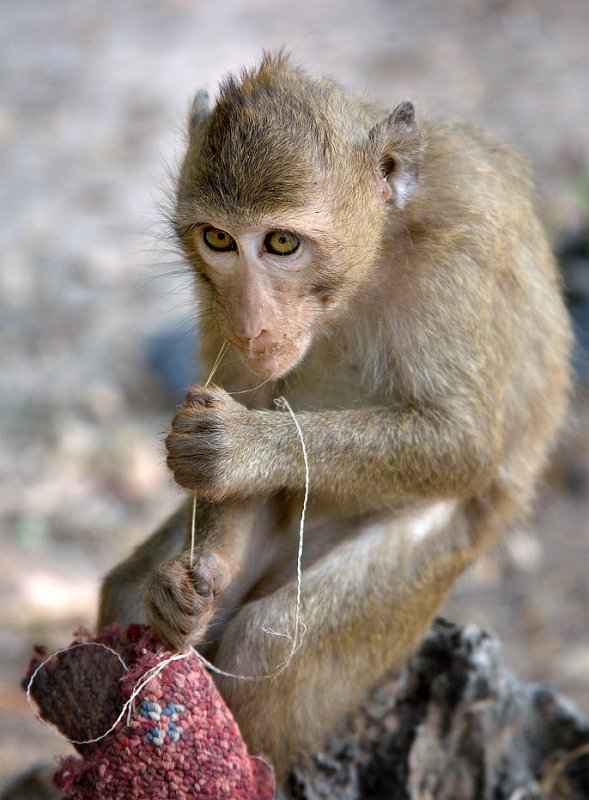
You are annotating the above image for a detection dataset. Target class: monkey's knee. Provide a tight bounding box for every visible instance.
[212,598,316,779]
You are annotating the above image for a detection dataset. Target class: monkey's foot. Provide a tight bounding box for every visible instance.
[144,552,231,650]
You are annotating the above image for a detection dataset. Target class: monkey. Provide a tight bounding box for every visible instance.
[98,53,572,781]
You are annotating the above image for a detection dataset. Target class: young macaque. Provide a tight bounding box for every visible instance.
[99,54,571,780]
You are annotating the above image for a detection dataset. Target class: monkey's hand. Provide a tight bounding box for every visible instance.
[144,551,231,650]
[165,385,251,500]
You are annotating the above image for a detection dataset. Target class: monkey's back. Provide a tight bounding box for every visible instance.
[412,118,572,528]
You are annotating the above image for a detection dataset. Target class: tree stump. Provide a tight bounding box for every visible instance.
[285,619,589,800]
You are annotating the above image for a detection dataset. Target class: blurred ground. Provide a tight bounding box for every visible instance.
[1,0,588,790]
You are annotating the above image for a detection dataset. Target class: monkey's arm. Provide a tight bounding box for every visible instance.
[143,497,263,649]
[99,496,260,650]
[166,384,502,509]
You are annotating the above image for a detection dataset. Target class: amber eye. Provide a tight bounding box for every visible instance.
[264,230,300,256]
[203,226,236,252]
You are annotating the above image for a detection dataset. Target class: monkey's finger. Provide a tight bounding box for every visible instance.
[184,387,216,408]
[147,567,197,616]
[168,410,222,436]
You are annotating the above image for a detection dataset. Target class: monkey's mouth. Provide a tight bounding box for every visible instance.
[237,338,311,379]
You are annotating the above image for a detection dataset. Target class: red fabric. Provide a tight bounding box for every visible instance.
[26,625,274,799]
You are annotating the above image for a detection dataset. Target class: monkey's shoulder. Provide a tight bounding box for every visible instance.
[419,117,533,205]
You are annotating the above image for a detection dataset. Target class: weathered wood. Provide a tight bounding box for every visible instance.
[285,619,589,800]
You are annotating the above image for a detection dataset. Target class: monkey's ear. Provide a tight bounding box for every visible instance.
[369,101,423,209]
[188,89,211,135]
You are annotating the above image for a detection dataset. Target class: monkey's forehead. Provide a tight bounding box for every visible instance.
[176,132,327,222]
[177,121,372,224]
[179,177,317,224]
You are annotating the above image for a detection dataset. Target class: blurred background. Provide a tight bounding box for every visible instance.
[1,0,588,790]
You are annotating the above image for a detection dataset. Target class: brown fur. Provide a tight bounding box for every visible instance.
[99,54,572,780]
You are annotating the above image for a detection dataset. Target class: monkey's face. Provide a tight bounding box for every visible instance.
[174,59,424,378]
[183,208,347,379]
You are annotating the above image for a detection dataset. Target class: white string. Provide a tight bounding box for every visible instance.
[264,397,309,674]
[28,638,243,748]
[25,638,268,746]
[191,647,263,682]
[228,374,276,396]
[121,651,190,725]
[204,340,229,388]
[189,494,198,571]
[190,396,310,681]
[183,343,310,679]
[26,642,130,745]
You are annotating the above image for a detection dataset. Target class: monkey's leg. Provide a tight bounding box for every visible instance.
[213,500,475,780]
[99,498,261,649]
[98,503,189,629]
[144,497,264,649]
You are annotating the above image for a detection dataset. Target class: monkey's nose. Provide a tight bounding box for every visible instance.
[234,327,271,349]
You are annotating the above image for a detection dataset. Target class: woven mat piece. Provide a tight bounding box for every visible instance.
[26,624,274,800]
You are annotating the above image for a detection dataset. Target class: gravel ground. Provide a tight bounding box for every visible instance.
[1,0,588,790]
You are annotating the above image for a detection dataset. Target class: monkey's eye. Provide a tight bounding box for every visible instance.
[203,226,236,252]
[264,230,300,256]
